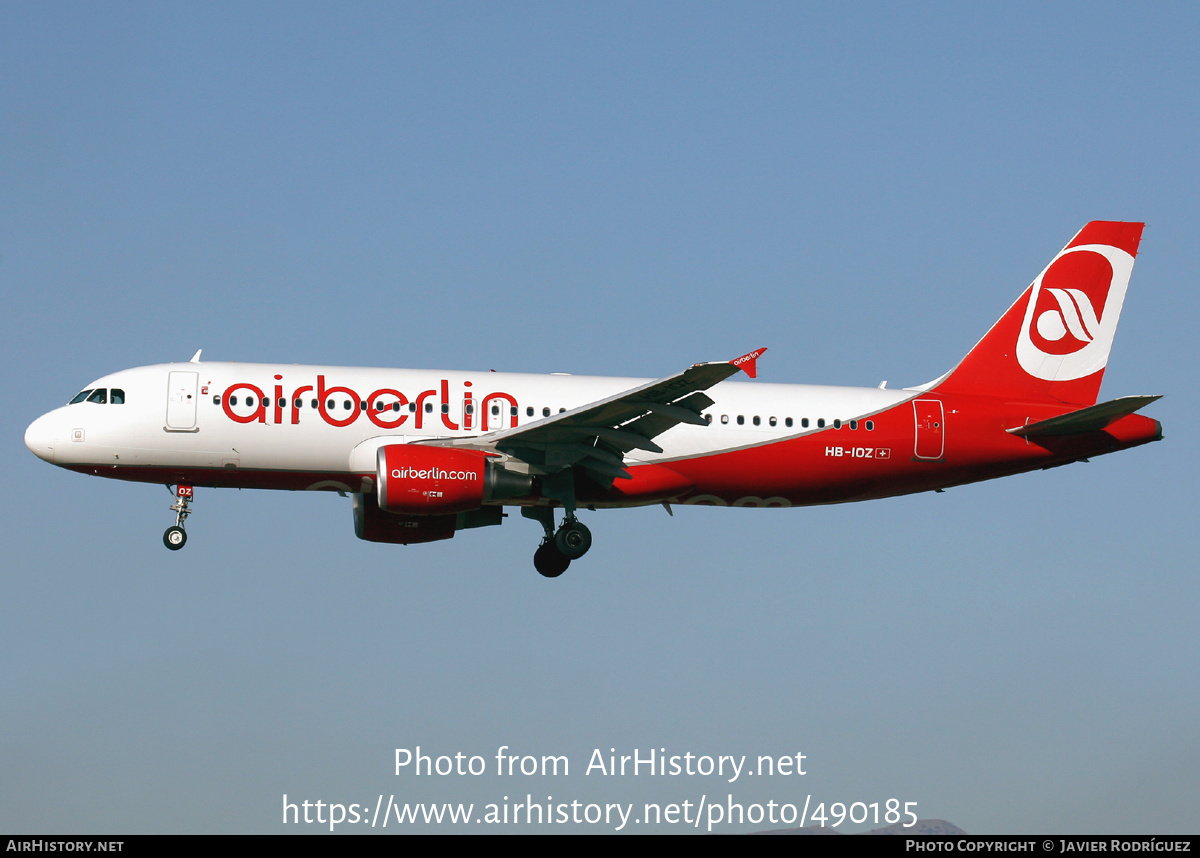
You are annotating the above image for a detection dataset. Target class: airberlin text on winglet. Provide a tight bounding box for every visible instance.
[728,347,767,379]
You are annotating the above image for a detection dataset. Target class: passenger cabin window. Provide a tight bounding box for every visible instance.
[786,417,794,427]
[86,389,107,404]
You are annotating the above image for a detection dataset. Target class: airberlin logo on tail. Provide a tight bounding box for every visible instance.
[1016,244,1135,382]
[1033,287,1101,351]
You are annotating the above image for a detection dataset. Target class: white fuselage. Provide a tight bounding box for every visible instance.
[26,361,911,492]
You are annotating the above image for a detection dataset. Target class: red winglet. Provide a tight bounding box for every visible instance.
[730,347,767,379]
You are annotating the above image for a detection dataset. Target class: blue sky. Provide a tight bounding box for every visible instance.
[3,2,1197,833]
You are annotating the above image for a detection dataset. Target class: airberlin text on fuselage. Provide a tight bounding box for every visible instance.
[219,374,518,431]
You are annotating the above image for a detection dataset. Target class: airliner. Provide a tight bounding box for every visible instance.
[24,222,1162,576]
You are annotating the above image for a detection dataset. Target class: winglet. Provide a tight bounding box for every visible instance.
[730,347,767,379]
[189,349,203,363]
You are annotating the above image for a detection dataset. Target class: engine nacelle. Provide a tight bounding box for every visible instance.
[378,445,486,514]
[375,444,533,515]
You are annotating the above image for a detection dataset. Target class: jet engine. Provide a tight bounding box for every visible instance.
[375,444,533,515]
[353,445,534,545]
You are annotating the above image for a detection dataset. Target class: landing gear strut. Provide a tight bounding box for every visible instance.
[523,505,592,578]
[163,484,194,551]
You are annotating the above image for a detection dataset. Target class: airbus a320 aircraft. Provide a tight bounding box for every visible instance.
[25,222,1162,577]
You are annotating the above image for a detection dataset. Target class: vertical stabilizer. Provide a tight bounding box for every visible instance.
[934,221,1144,406]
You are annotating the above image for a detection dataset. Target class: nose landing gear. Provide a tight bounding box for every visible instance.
[163,484,194,551]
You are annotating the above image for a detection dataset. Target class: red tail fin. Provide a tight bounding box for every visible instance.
[934,222,1144,406]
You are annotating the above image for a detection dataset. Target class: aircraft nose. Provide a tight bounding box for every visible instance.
[25,413,58,463]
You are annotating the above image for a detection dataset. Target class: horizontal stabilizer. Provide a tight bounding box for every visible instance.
[1007,395,1162,437]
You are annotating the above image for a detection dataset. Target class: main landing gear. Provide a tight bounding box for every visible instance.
[524,507,592,578]
[163,484,194,551]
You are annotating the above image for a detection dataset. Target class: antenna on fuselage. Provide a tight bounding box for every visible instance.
[190,349,202,363]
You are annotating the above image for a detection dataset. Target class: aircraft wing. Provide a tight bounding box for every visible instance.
[426,348,765,483]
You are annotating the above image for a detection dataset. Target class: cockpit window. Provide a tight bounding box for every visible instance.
[70,387,124,405]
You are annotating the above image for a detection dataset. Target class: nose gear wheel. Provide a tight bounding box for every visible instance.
[163,526,187,550]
